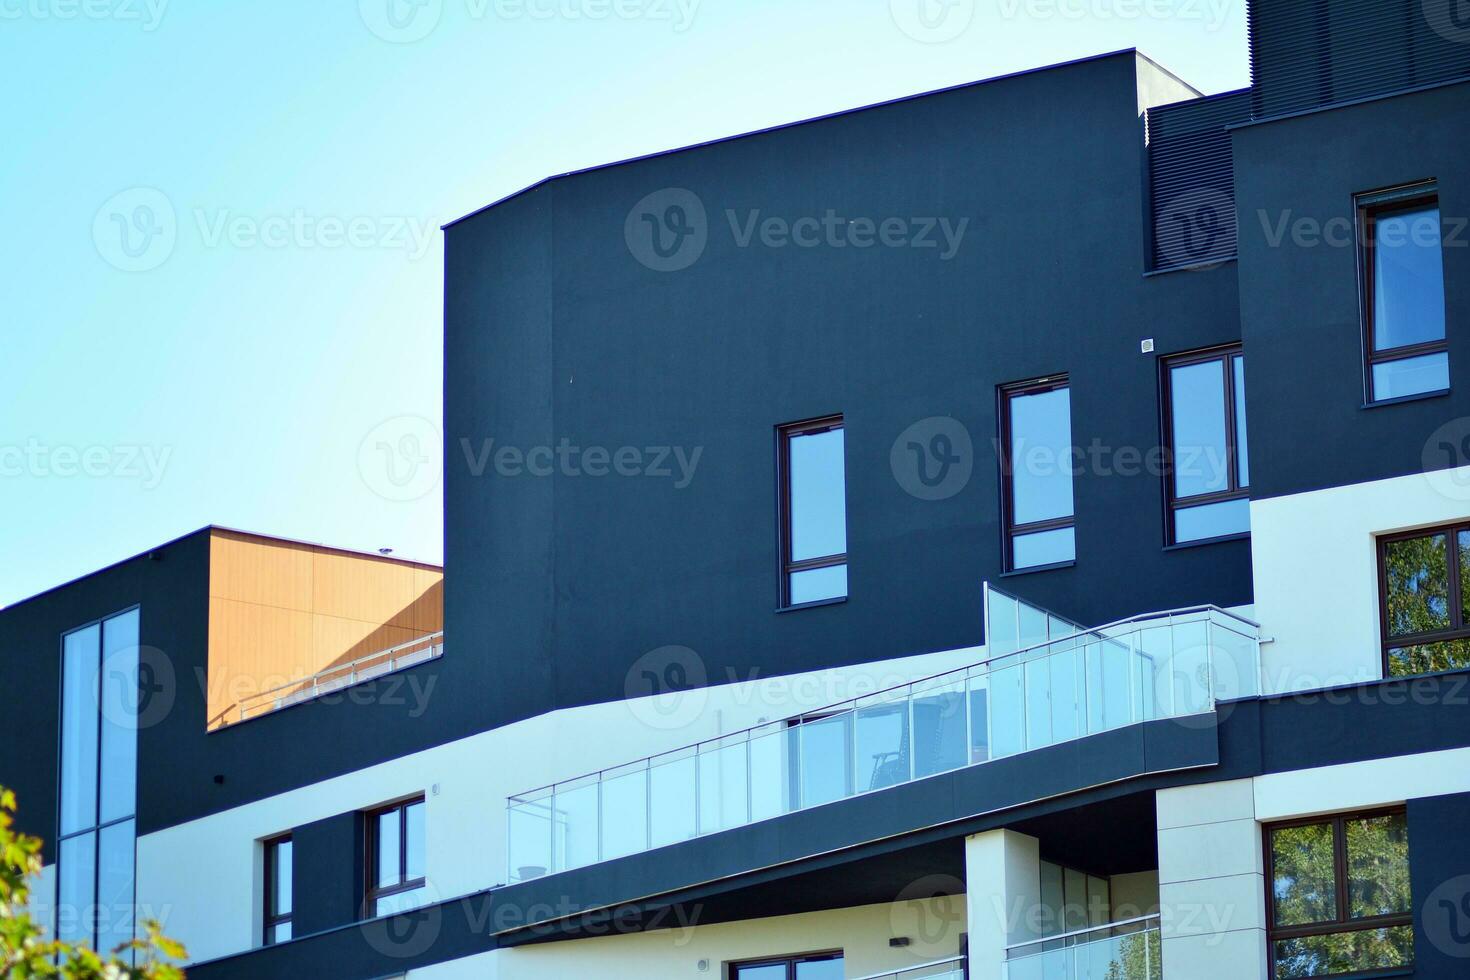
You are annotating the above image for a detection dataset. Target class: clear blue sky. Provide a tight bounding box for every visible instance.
[0,0,1248,607]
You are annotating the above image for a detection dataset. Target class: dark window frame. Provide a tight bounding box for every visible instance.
[998,375,1075,572]
[1160,345,1249,546]
[1358,184,1448,404]
[1263,807,1413,980]
[263,833,292,946]
[728,950,845,980]
[1376,522,1470,677]
[364,796,426,918]
[776,415,847,608]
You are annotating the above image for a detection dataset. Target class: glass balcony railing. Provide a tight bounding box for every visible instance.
[505,587,1260,883]
[1003,915,1162,980]
[857,957,966,980]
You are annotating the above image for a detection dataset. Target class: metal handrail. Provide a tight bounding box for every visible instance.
[236,630,444,721]
[850,957,966,980]
[508,601,1257,800]
[1005,914,1162,958]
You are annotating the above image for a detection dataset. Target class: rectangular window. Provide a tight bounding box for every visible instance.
[264,835,293,945]
[730,952,844,980]
[1038,859,1111,937]
[1000,377,1076,570]
[365,797,427,918]
[1162,346,1250,544]
[1378,523,1470,676]
[777,416,847,606]
[1360,183,1449,403]
[57,608,139,959]
[1266,809,1413,980]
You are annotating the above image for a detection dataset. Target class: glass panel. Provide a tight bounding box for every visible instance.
[1372,205,1446,351]
[800,712,854,807]
[1039,860,1065,938]
[734,966,787,980]
[1135,625,1173,720]
[599,767,649,861]
[1025,657,1052,750]
[749,725,798,822]
[856,700,910,792]
[912,684,966,778]
[698,739,749,834]
[374,884,428,917]
[1174,497,1250,543]
[99,610,139,824]
[507,793,554,881]
[789,564,847,604]
[61,624,101,837]
[1271,822,1339,927]
[1048,647,1083,745]
[990,663,1025,759]
[968,675,990,763]
[1087,875,1110,928]
[1009,385,1074,525]
[1387,638,1470,677]
[1019,603,1050,649]
[1170,359,1230,499]
[1169,620,1212,717]
[403,800,426,881]
[96,819,135,958]
[552,780,600,872]
[1063,867,1088,931]
[267,921,292,944]
[1346,812,1410,919]
[58,831,96,948]
[1013,527,1075,570]
[1373,351,1449,400]
[1382,532,1451,637]
[1232,355,1250,489]
[1272,925,1414,979]
[795,957,844,980]
[272,839,294,916]
[788,426,846,561]
[649,754,697,849]
[1087,637,1134,733]
[376,810,401,887]
[988,590,1021,656]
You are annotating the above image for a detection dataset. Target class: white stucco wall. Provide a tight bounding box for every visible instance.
[1251,464,1470,693]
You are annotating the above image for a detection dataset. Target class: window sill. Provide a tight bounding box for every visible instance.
[1362,388,1450,409]
[999,560,1076,578]
[1163,532,1251,552]
[776,596,847,614]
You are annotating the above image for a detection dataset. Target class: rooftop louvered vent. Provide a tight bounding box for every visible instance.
[1249,0,1470,119]
[1145,89,1252,273]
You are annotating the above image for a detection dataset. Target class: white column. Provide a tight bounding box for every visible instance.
[1156,779,1268,980]
[965,829,1041,980]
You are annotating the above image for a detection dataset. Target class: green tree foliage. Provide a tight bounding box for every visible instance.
[1382,532,1470,675]
[1,787,187,978]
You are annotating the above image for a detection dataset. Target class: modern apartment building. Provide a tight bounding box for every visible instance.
[5,1,1470,977]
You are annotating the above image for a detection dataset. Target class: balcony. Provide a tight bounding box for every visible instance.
[235,630,444,722]
[1004,916,1162,980]
[505,586,1260,882]
[860,958,965,980]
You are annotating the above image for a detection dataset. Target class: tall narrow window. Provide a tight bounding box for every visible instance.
[1000,377,1076,570]
[57,608,139,959]
[731,952,844,979]
[365,797,427,917]
[1162,346,1250,544]
[1378,522,1470,676]
[1266,809,1413,979]
[777,416,847,606]
[263,835,293,945]
[1360,183,1449,403]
